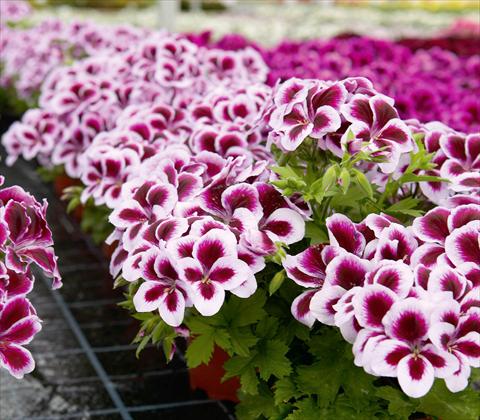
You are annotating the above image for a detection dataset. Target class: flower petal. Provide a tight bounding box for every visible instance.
[326,213,365,255]
[189,281,225,316]
[208,257,251,290]
[262,208,305,245]
[291,290,317,328]
[445,221,480,266]
[0,343,35,379]
[397,354,434,398]
[353,284,397,330]
[412,207,450,244]
[382,298,430,343]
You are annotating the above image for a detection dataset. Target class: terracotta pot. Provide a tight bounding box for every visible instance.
[53,174,80,198]
[188,345,240,402]
[71,205,84,223]
[101,242,117,259]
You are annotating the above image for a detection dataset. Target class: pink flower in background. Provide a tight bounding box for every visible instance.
[0,0,31,24]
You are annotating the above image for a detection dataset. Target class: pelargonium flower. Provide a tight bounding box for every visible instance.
[286,208,480,397]
[341,94,413,173]
[429,302,480,392]
[133,248,191,327]
[177,229,253,316]
[440,133,480,193]
[268,79,347,151]
[0,0,31,24]
[370,299,458,398]
[0,179,62,379]
[0,296,41,379]
[80,138,142,208]
[1,109,62,167]
[51,111,106,178]
[0,185,61,289]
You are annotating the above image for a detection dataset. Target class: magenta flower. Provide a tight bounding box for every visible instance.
[440,133,480,193]
[81,143,142,208]
[283,244,334,327]
[341,94,413,173]
[269,80,347,151]
[52,111,105,178]
[133,249,190,327]
[0,297,41,379]
[371,299,458,398]
[177,229,252,316]
[0,187,61,289]
[429,303,480,392]
[109,180,178,250]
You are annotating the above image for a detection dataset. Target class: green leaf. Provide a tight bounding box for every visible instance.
[271,165,300,179]
[218,291,267,329]
[213,328,231,350]
[376,386,419,419]
[339,168,351,194]
[400,173,448,184]
[185,333,215,368]
[287,398,320,420]
[135,334,150,358]
[185,317,215,334]
[162,337,174,360]
[256,317,279,339]
[224,354,259,395]
[417,380,480,420]
[238,367,259,395]
[304,221,328,244]
[151,320,170,343]
[269,270,286,295]
[296,362,341,406]
[256,339,292,381]
[321,164,338,191]
[386,197,422,214]
[66,197,81,213]
[274,376,299,405]
[353,169,374,199]
[131,313,154,321]
[236,388,278,420]
[229,328,258,357]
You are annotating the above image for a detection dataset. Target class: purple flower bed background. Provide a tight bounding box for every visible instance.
[2,12,479,134]
[197,33,480,134]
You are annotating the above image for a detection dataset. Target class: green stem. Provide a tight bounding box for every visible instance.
[319,196,333,223]
[278,152,291,166]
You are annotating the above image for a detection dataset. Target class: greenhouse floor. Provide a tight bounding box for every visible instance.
[0,157,235,420]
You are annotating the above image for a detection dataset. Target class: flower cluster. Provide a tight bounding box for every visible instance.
[0,0,31,24]
[0,177,61,379]
[284,209,479,398]
[0,19,148,102]
[2,33,295,327]
[2,13,478,135]
[107,143,305,326]
[261,37,479,133]
[2,16,478,403]
[268,76,412,173]
[406,121,480,206]
[2,33,268,178]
